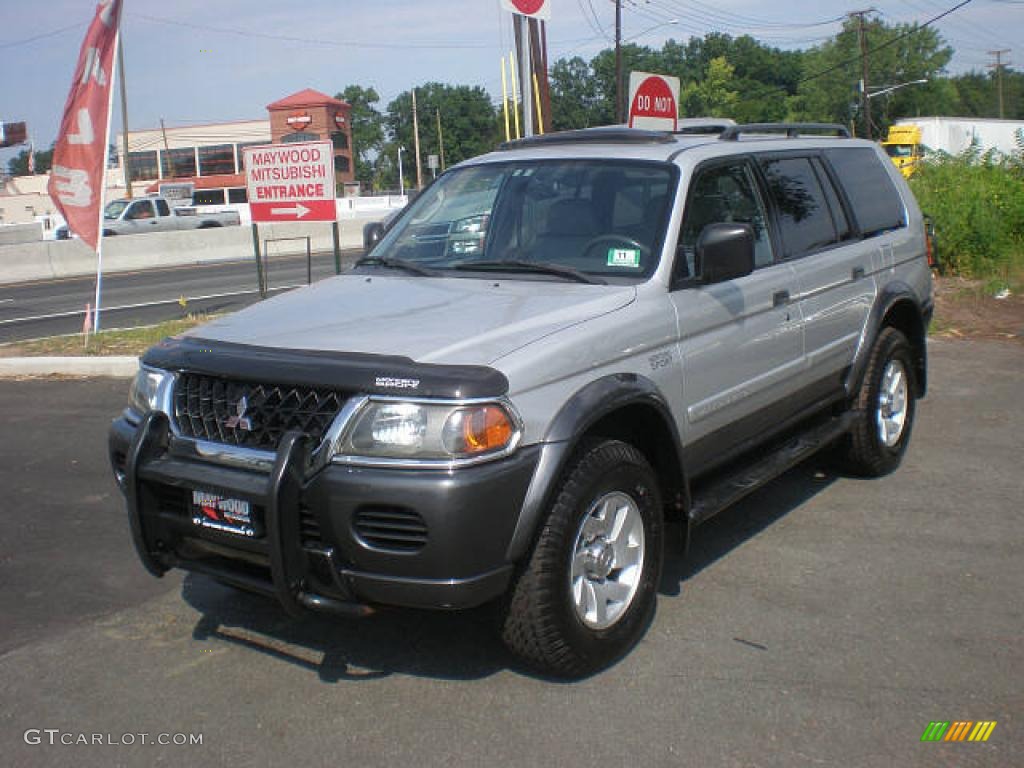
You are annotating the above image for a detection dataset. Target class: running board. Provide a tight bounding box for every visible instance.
[688,414,852,526]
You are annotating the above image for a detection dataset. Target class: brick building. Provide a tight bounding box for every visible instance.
[115,87,357,203]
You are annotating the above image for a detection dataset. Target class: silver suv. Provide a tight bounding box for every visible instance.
[110,123,932,677]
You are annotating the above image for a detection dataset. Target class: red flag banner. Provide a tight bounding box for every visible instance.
[48,0,122,251]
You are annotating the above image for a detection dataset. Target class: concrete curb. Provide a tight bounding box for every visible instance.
[0,356,138,378]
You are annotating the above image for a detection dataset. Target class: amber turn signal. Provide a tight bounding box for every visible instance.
[442,405,515,456]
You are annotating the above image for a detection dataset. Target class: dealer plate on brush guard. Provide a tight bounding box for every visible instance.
[191,490,259,537]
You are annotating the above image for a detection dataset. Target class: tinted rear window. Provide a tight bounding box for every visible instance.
[760,157,837,258]
[825,148,906,236]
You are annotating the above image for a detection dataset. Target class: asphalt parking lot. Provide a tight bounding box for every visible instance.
[0,339,1020,767]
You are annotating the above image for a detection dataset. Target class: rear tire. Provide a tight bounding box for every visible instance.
[837,327,917,477]
[499,439,663,678]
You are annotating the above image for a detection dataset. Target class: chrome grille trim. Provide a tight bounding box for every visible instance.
[173,373,348,452]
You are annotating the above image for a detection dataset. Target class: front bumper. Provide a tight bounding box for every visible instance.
[110,413,539,614]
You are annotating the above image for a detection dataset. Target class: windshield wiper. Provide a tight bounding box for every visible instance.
[354,255,441,277]
[452,259,606,285]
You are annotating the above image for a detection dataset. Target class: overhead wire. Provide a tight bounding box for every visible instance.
[0,20,87,50]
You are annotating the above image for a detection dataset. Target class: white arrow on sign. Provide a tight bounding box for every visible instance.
[270,203,310,219]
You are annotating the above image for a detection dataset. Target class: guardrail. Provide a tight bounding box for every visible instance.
[0,213,383,285]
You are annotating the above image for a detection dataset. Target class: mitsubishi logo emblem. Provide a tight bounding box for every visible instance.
[224,395,253,431]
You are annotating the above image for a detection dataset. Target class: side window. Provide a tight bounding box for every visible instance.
[155,199,170,216]
[760,156,837,258]
[125,201,154,220]
[811,158,851,241]
[676,161,774,280]
[824,148,906,236]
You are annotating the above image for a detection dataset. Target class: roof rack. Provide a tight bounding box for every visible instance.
[719,123,851,141]
[498,127,675,150]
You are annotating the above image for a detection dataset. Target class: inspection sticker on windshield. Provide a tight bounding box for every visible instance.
[607,248,641,268]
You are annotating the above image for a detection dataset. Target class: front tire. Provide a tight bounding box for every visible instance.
[499,440,663,678]
[838,327,917,477]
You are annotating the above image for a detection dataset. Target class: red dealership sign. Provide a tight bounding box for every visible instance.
[628,72,680,132]
[286,111,312,130]
[500,0,550,19]
[47,0,122,251]
[243,141,336,222]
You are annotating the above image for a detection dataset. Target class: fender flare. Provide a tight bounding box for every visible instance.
[505,373,688,561]
[846,281,930,399]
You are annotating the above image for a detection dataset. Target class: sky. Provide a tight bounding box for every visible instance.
[1,0,1021,166]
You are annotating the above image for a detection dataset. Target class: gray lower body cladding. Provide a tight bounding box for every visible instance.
[109,415,540,613]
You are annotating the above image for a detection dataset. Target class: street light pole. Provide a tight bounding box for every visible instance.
[866,79,928,100]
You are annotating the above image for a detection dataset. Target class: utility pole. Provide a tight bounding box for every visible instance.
[988,49,1011,118]
[850,10,875,140]
[615,0,623,123]
[411,88,423,189]
[159,118,173,179]
[436,108,445,171]
[530,18,552,134]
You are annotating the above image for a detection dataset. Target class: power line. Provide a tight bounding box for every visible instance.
[804,0,974,83]
[0,20,86,50]
[645,0,845,32]
[730,0,977,108]
[131,12,496,50]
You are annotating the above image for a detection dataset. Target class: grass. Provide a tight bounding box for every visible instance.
[0,315,215,358]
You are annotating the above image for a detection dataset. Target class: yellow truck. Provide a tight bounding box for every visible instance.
[881,124,922,178]
[882,117,1024,177]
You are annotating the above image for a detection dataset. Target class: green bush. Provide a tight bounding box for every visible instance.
[908,140,1024,278]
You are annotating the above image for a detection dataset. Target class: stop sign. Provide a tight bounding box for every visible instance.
[500,0,551,19]
[628,72,681,132]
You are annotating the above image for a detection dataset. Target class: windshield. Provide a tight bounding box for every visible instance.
[370,160,676,280]
[104,200,129,220]
[884,144,914,158]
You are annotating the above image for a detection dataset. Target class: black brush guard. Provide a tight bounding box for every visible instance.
[124,411,373,618]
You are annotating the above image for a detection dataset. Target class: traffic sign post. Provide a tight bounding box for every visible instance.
[627,72,681,132]
[243,140,339,293]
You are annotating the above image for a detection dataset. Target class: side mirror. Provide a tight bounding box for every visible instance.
[696,223,755,284]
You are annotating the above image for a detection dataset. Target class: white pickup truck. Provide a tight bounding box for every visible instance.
[101,196,240,236]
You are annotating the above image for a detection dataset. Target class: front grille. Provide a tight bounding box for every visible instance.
[173,373,347,451]
[353,505,428,553]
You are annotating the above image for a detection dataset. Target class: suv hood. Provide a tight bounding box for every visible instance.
[189,274,636,365]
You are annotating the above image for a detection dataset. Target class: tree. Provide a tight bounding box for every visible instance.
[384,83,499,188]
[792,17,953,135]
[949,69,1024,119]
[336,85,385,190]
[682,57,739,118]
[546,35,808,130]
[6,145,53,176]
[550,56,602,131]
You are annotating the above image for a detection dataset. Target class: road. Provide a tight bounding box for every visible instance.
[0,248,362,343]
[0,339,1020,766]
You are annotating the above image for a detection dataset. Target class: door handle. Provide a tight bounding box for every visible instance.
[773,290,790,308]
[852,266,865,279]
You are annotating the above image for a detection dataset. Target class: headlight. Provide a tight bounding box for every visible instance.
[336,400,519,464]
[129,366,172,416]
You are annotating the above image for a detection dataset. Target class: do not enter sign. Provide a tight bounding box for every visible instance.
[243,140,336,223]
[500,0,551,19]
[628,72,681,132]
